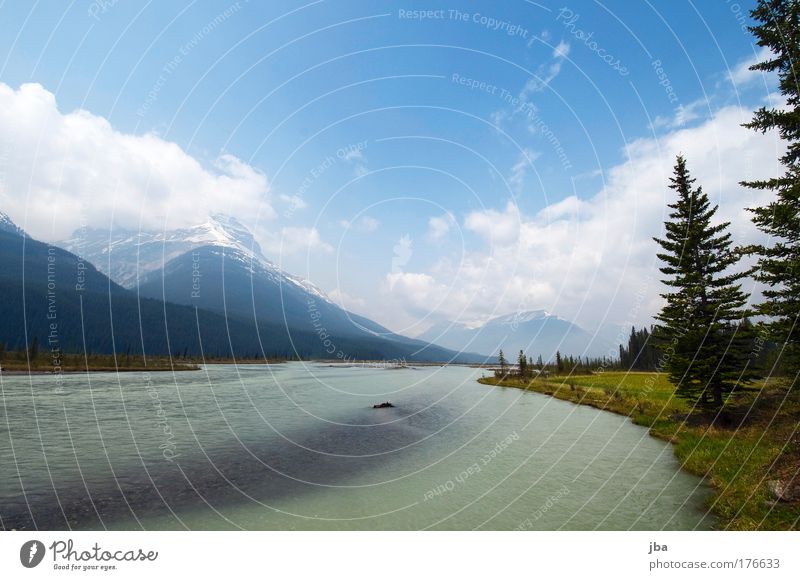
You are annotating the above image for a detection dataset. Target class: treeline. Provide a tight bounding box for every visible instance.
[494,348,621,379]
[618,327,659,371]
[618,322,781,375]
[0,341,295,371]
[493,316,786,385]
[0,342,197,372]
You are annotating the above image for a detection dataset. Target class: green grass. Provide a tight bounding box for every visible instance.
[479,371,800,530]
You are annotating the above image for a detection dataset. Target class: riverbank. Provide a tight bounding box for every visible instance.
[0,353,199,373]
[479,372,800,530]
[0,353,300,374]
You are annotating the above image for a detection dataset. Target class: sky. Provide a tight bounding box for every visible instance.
[0,0,783,337]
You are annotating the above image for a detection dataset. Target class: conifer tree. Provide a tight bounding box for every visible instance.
[518,350,527,376]
[742,0,800,379]
[654,156,754,408]
[498,349,507,375]
[619,326,660,370]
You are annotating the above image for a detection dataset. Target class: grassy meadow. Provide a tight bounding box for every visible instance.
[479,371,800,530]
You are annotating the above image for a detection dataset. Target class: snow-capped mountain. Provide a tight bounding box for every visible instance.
[0,206,477,362]
[61,213,336,316]
[418,310,599,359]
[0,210,27,237]
[59,214,482,362]
[484,310,553,326]
[61,214,328,300]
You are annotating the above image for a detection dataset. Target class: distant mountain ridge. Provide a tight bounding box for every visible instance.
[418,310,600,359]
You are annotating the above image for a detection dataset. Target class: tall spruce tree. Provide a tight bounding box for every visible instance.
[620,326,660,371]
[654,156,754,408]
[742,0,800,379]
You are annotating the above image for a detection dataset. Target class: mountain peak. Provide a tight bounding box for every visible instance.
[418,309,595,358]
[183,213,262,258]
[208,212,244,227]
[0,210,27,237]
[59,214,333,305]
[490,310,552,326]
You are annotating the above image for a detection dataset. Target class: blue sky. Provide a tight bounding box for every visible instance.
[0,0,781,335]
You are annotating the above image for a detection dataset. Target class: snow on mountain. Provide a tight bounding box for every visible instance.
[489,310,552,326]
[0,210,27,237]
[181,213,263,259]
[60,214,332,303]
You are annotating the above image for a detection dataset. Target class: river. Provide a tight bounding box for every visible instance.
[0,363,713,530]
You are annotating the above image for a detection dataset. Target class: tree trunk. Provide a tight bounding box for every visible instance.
[712,383,723,408]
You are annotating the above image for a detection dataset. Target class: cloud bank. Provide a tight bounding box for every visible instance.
[385,102,783,333]
[0,82,273,241]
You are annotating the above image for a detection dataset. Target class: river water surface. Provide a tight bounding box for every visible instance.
[0,363,714,530]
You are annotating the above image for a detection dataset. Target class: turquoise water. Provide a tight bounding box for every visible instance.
[0,363,713,530]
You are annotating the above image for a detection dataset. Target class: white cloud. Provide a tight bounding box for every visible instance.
[341,148,363,162]
[652,98,710,130]
[340,145,369,177]
[386,103,782,331]
[358,216,380,232]
[0,82,273,241]
[327,287,366,312]
[520,41,570,98]
[279,194,307,210]
[340,215,380,232]
[491,42,571,128]
[508,148,540,192]
[553,40,570,59]
[384,272,447,309]
[271,226,333,256]
[464,200,521,246]
[729,46,774,87]
[426,212,456,242]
